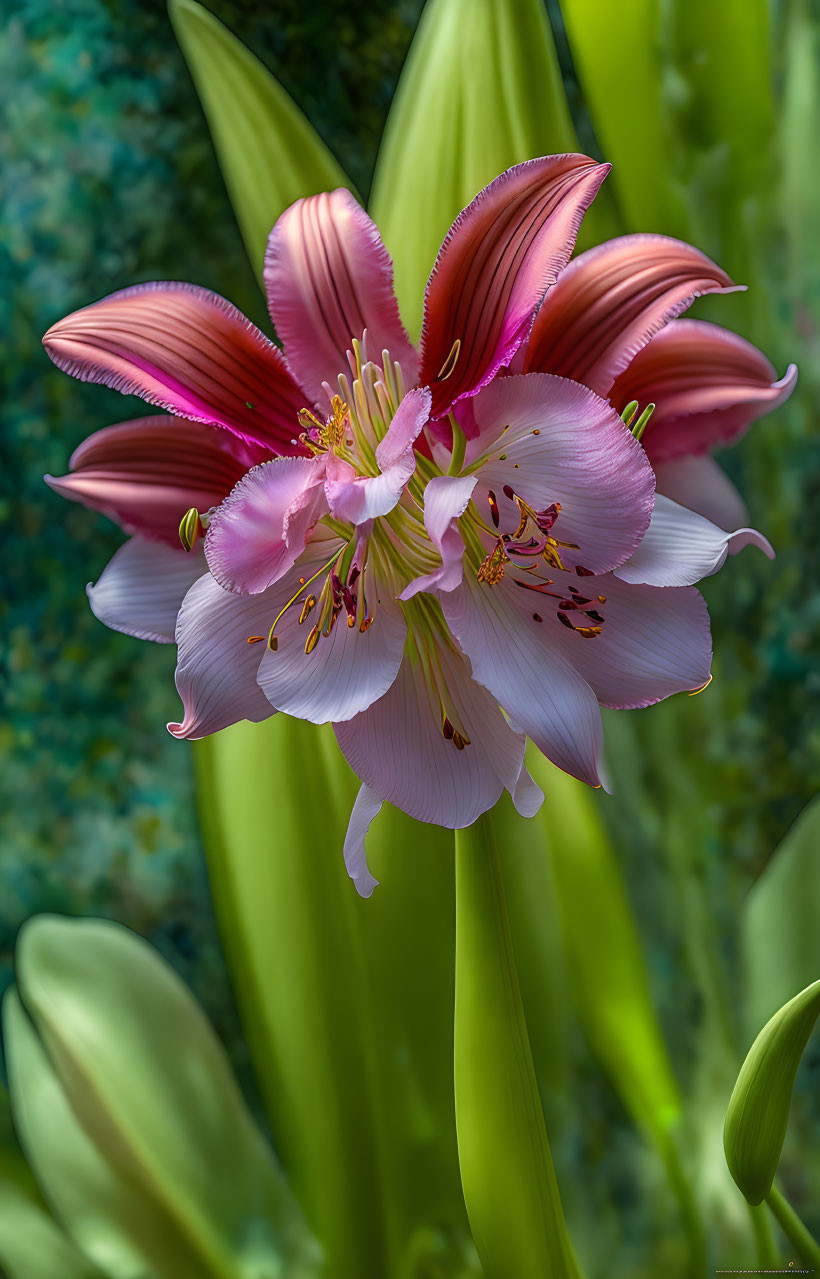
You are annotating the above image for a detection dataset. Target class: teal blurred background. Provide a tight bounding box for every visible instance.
[3,0,819,1269]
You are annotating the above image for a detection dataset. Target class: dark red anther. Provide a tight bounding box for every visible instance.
[502,483,515,500]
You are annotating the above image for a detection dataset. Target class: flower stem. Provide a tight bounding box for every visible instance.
[765,1184,820,1268]
[454,812,583,1279]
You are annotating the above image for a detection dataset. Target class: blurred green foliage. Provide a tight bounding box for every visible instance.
[2,0,819,1273]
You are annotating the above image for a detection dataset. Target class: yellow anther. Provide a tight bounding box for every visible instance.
[178,507,203,552]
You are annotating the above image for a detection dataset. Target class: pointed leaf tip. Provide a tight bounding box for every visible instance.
[168,0,353,283]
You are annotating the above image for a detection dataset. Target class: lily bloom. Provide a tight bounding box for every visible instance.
[43,156,782,894]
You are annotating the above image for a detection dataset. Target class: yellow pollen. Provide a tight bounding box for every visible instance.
[477,539,507,585]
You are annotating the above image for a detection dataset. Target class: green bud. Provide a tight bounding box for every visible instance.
[5,915,317,1279]
[724,978,820,1205]
[178,505,203,552]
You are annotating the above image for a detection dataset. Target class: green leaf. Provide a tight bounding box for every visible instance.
[0,1174,107,1279]
[559,0,671,231]
[7,917,316,1279]
[743,797,820,1038]
[194,718,468,1279]
[168,0,353,282]
[370,0,606,335]
[724,978,820,1206]
[454,813,582,1279]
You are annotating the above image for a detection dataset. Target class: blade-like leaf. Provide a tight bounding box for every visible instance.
[0,1176,107,1279]
[169,0,353,281]
[743,797,820,1038]
[454,812,582,1279]
[194,718,468,1279]
[724,978,820,1207]
[9,917,316,1279]
[370,0,610,335]
[559,0,671,232]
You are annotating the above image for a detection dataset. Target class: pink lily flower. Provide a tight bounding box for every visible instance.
[43,156,783,895]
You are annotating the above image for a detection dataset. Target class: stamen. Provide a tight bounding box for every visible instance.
[298,595,316,624]
[477,539,507,585]
[246,635,265,644]
[178,507,203,552]
[437,337,461,381]
[488,490,500,528]
[304,625,321,654]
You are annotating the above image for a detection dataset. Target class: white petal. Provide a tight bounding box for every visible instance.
[87,538,205,643]
[343,785,383,898]
[615,494,773,587]
[169,575,278,739]
[443,573,603,786]
[334,644,526,827]
[257,580,406,724]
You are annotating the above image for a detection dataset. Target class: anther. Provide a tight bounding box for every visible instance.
[488,490,500,528]
[178,507,203,553]
[360,616,373,633]
[436,338,461,381]
[246,635,265,644]
[298,595,316,624]
[304,626,321,654]
[532,613,543,623]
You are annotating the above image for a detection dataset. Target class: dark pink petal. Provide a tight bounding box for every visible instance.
[334,641,528,827]
[204,457,328,594]
[264,189,419,403]
[653,455,749,531]
[614,495,773,587]
[419,155,610,419]
[42,283,307,453]
[87,538,206,643]
[401,475,476,600]
[522,235,736,395]
[609,320,798,462]
[545,569,712,709]
[169,574,279,739]
[45,416,269,546]
[471,373,655,575]
[443,572,604,787]
[326,388,431,525]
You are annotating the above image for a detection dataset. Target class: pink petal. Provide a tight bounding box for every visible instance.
[87,538,206,643]
[653,454,749,531]
[264,189,419,404]
[609,320,798,462]
[614,495,773,587]
[471,373,655,575]
[419,155,610,419]
[42,283,307,453]
[325,388,431,524]
[546,569,712,709]
[169,575,279,739]
[343,785,383,898]
[334,642,527,827]
[442,572,604,787]
[257,578,406,724]
[401,474,476,600]
[522,235,736,395]
[204,457,328,594]
[45,416,268,545]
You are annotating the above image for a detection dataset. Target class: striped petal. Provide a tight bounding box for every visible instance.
[45,416,268,545]
[264,189,418,404]
[42,283,306,453]
[521,234,736,394]
[610,320,798,462]
[418,155,610,419]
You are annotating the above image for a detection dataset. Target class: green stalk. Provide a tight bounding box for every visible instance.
[193,719,396,1279]
[765,1185,820,1269]
[454,813,582,1279]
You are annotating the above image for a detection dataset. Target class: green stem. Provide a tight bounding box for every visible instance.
[454,814,583,1279]
[765,1184,820,1268]
[748,1201,779,1268]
